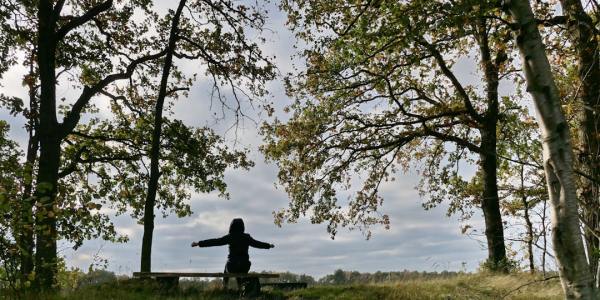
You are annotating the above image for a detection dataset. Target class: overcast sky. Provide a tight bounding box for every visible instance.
[0,1,548,279]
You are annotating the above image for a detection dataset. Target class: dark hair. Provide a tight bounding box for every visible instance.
[229,218,245,234]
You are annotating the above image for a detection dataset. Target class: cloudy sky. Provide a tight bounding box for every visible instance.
[0,1,542,279]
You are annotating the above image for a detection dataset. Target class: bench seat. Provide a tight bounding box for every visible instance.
[132,272,309,295]
[132,271,281,295]
[133,272,280,278]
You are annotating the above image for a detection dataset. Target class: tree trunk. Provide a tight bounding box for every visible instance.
[479,127,508,271]
[542,198,548,277]
[33,138,60,290]
[506,0,596,298]
[140,0,186,273]
[476,19,508,271]
[520,162,535,274]
[523,196,535,274]
[18,56,39,283]
[32,0,60,290]
[558,0,600,286]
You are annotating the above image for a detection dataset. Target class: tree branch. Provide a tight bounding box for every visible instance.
[422,124,481,153]
[536,15,567,26]
[166,87,190,97]
[59,49,167,137]
[418,38,484,123]
[58,146,88,178]
[501,276,559,299]
[55,0,113,41]
[52,0,67,19]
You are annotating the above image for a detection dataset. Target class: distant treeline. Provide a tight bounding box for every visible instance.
[315,269,462,285]
[212,269,464,285]
[18,268,469,290]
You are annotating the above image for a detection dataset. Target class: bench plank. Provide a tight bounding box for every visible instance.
[133,272,279,278]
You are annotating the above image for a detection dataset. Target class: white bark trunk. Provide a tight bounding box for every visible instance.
[506,0,596,299]
[596,259,600,288]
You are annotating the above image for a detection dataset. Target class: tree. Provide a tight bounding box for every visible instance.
[264,0,524,271]
[135,0,275,272]
[53,0,275,274]
[140,0,187,274]
[2,0,274,287]
[496,108,547,274]
[0,121,24,291]
[0,1,40,283]
[505,0,596,297]
[30,0,165,290]
[556,0,600,285]
[0,64,38,285]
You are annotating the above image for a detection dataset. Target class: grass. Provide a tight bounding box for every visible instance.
[2,273,563,300]
[285,273,562,300]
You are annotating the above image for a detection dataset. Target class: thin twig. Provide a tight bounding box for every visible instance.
[501,275,559,299]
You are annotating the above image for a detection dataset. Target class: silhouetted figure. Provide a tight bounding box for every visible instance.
[191,218,274,289]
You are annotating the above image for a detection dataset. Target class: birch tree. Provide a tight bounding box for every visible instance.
[505,0,596,297]
[557,0,600,284]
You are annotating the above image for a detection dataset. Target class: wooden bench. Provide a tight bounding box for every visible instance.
[132,272,280,295]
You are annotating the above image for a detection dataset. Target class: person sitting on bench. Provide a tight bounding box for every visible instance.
[191,218,274,289]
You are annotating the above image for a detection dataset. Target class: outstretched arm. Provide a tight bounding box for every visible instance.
[249,236,274,249]
[191,235,229,247]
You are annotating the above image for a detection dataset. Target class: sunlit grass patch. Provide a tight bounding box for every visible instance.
[285,273,562,300]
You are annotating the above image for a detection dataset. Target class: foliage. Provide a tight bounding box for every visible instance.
[36,264,118,292]
[63,115,254,221]
[0,1,171,288]
[75,269,116,289]
[495,104,552,272]
[0,227,21,292]
[478,258,519,274]
[54,0,276,224]
[261,271,316,285]
[0,121,26,291]
[262,0,526,241]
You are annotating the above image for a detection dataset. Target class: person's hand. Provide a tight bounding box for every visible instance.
[269,244,275,249]
[191,242,198,247]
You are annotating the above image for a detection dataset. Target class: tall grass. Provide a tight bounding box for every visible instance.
[1,273,562,300]
[286,273,562,300]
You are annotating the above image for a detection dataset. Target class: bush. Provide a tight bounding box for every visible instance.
[77,269,117,288]
[479,258,519,274]
[0,228,21,291]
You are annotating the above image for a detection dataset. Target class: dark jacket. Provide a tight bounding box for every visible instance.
[196,218,271,262]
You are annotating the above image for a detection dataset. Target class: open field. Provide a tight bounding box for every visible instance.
[4,273,563,300]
